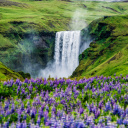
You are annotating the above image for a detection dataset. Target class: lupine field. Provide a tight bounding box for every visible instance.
[0,76,128,128]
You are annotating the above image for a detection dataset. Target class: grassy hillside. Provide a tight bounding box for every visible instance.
[0,0,128,32]
[1,0,128,80]
[0,62,23,81]
[72,15,128,78]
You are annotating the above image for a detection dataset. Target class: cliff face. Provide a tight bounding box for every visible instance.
[72,15,128,78]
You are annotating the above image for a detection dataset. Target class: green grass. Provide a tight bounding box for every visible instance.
[72,15,128,78]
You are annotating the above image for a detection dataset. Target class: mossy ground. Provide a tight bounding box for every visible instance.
[72,15,128,79]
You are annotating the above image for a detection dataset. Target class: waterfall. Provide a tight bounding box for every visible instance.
[39,31,81,78]
[54,31,81,77]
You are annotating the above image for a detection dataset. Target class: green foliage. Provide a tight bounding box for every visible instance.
[72,15,128,78]
[18,71,31,79]
[38,84,53,92]
[9,113,18,124]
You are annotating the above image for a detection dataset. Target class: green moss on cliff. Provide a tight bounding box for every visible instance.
[72,15,128,78]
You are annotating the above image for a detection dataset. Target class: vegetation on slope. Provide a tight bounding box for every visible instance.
[0,62,23,81]
[72,15,128,78]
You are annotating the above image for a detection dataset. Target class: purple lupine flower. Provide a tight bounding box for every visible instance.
[77,101,81,106]
[28,84,33,92]
[44,110,48,118]
[86,116,94,126]
[21,103,24,111]
[44,116,48,125]
[40,104,45,111]
[18,113,21,121]
[113,104,122,116]
[31,78,36,83]
[57,110,61,119]
[32,101,36,106]
[23,114,27,120]
[110,98,115,106]
[45,119,51,126]
[38,109,43,118]
[105,101,111,111]
[95,109,100,119]
[15,79,20,86]
[16,121,23,128]
[10,79,14,86]
[4,101,9,111]
[37,117,41,126]
[123,118,128,125]
[99,100,104,109]
[79,107,84,115]
[0,109,4,116]
[26,107,30,114]
[30,107,36,118]
[46,105,49,112]
[115,76,118,79]
[99,118,104,124]
[50,80,53,86]
[37,99,41,105]
[92,106,97,114]
[4,121,9,128]
[24,78,28,83]
[54,84,57,88]
[27,101,30,108]
[52,106,56,113]
[11,103,15,113]
[60,99,66,105]
[87,105,92,113]
[41,91,45,98]
[77,122,86,128]
[3,81,7,85]
[44,78,48,85]
[21,88,25,94]
[22,121,27,128]
[117,118,123,125]
[6,110,11,116]
[17,86,20,94]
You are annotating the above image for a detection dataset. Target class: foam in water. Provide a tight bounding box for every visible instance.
[39,31,81,78]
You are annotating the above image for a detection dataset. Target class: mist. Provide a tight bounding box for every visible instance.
[17,36,42,78]
[69,9,88,31]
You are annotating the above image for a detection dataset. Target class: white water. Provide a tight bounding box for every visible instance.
[39,31,81,78]
[54,31,81,77]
